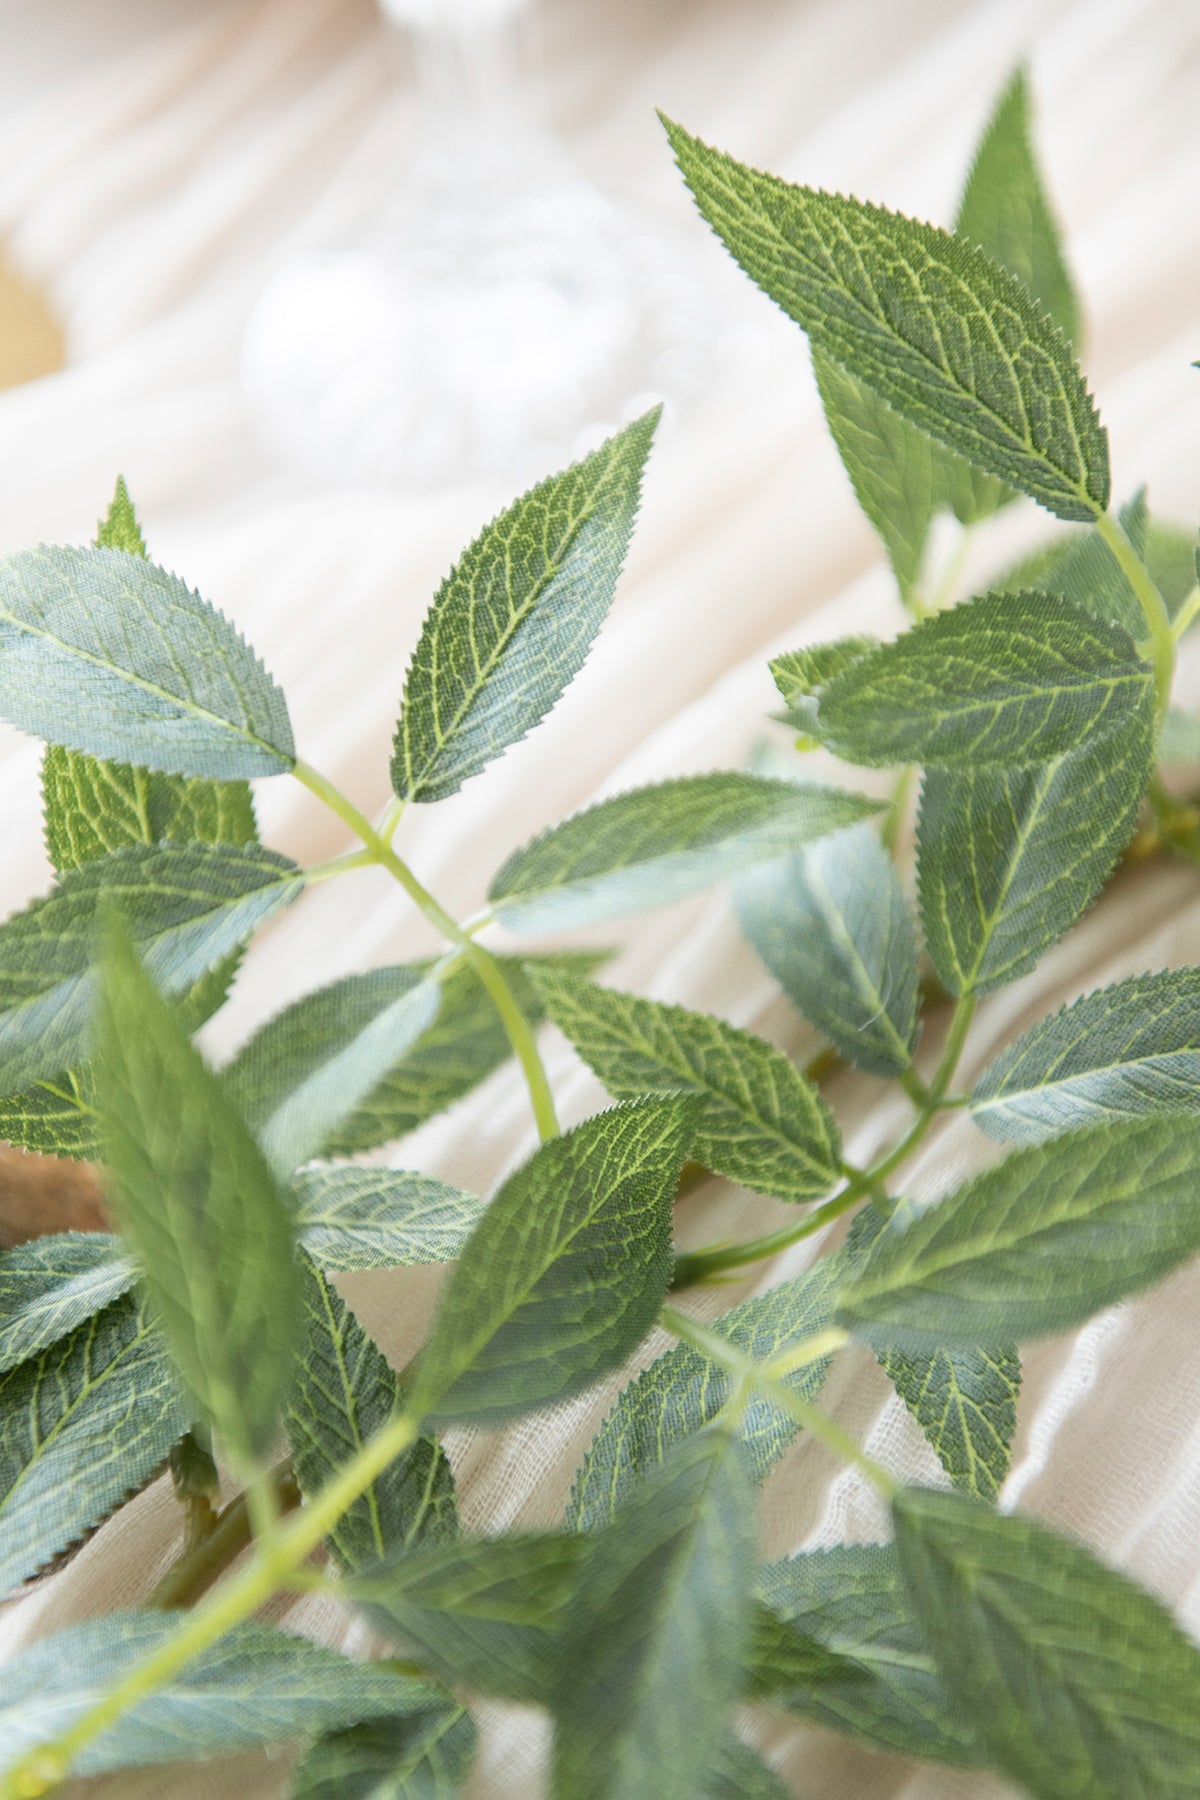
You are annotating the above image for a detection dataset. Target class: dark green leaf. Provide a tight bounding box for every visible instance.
[292,1167,486,1272]
[529,967,840,1202]
[292,1705,476,1800]
[393,411,658,803]
[0,1232,134,1374]
[489,774,881,933]
[96,921,300,1470]
[0,1293,186,1596]
[700,1737,792,1800]
[878,1343,1020,1501]
[411,1098,692,1427]
[734,822,919,1077]
[893,1487,1200,1799]
[0,1066,98,1159]
[769,636,878,734]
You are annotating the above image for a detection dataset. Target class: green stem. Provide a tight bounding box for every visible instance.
[880,765,914,856]
[1093,509,1174,720]
[149,1463,302,1612]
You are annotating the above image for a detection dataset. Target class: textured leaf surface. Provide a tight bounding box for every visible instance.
[917,696,1153,995]
[750,1544,981,1766]
[0,840,302,1099]
[814,592,1150,769]
[770,635,878,735]
[700,1738,792,1800]
[96,924,300,1469]
[1023,490,1149,640]
[735,823,919,1077]
[0,544,294,776]
[95,475,148,557]
[292,1168,486,1272]
[553,1429,754,1800]
[222,967,441,1176]
[838,1113,1200,1351]
[0,1612,440,1779]
[879,1343,1020,1501]
[894,1487,1200,1799]
[288,1254,456,1572]
[412,1099,691,1426]
[569,1255,844,1531]
[292,1705,476,1800]
[663,117,1108,520]
[0,1233,135,1374]
[530,967,840,1202]
[0,1293,186,1596]
[393,412,657,803]
[489,774,880,932]
[972,967,1200,1142]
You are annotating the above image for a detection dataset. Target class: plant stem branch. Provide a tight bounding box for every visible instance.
[149,1463,302,1612]
[1094,509,1174,720]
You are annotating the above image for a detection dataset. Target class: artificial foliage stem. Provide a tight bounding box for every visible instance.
[1093,508,1174,718]
[149,1463,302,1611]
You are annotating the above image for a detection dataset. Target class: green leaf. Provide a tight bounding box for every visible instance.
[0,1232,134,1374]
[893,1487,1200,1799]
[972,966,1200,1143]
[96,474,148,557]
[734,822,919,1077]
[662,116,1109,521]
[292,1705,476,1800]
[0,1293,186,1596]
[916,694,1154,995]
[1145,517,1199,618]
[699,1738,792,1800]
[769,636,878,734]
[359,1532,585,1704]
[569,1254,844,1531]
[0,544,294,777]
[0,840,302,1100]
[878,1344,1020,1501]
[95,920,300,1470]
[837,1113,1200,1352]
[553,1428,754,1800]
[222,968,442,1176]
[1030,490,1149,638]
[750,1543,982,1766]
[529,966,840,1203]
[488,774,881,933]
[292,1167,486,1272]
[411,1098,692,1427]
[0,1066,98,1159]
[288,1252,456,1572]
[813,592,1151,769]
[392,411,658,804]
[0,1611,442,1780]
[322,951,608,1158]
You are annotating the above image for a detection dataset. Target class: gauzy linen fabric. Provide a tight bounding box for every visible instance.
[2,1,1200,1794]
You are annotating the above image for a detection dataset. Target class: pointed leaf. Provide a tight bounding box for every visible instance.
[553,1429,754,1800]
[735,822,919,1077]
[893,1487,1200,1800]
[393,411,658,803]
[0,1293,186,1596]
[529,967,840,1202]
[837,1113,1200,1352]
[412,1098,692,1427]
[96,922,300,1469]
[769,635,878,733]
[293,1168,486,1272]
[663,117,1109,521]
[0,1232,134,1374]
[489,774,881,933]
[878,1343,1020,1501]
[95,475,148,557]
[292,1705,476,1800]
[0,544,294,776]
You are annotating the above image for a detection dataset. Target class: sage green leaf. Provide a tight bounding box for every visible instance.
[893,1486,1200,1799]
[411,1098,692,1427]
[553,1428,754,1800]
[917,693,1154,996]
[1159,707,1200,762]
[0,544,294,777]
[1033,490,1149,638]
[972,966,1200,1144]
[529,967,840,1203]
[293,1168,486,1272]
[489,774,881,933]
[292,1705,476,1800]
[96,921,300,1470]
[288,1253,456,1572]
[0,840,302,1100]
[837,1113,1200,1352]
[662,116,1109,521]
[222,968,441,1176]
[359,1532,585,1704]
[323,951,608,1158]
[0,1292,186,1596]
[0,1611,441,1780]
[700,1738,792,1800]
[392,411,658,804]
[750,1544,981,1766]
[569,1254,844,1531]
[735,822,919,1078]
[878,1344,1020,1501]
[814,592,1151,770]
[0,1232,134,1374]
[769,634,878,735]
[95,474,148,557]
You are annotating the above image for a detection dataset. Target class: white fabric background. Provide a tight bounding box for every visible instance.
[1,0,1200,1793]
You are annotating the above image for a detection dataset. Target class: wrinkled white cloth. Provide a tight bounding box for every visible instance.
[1,0,1200,1794]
